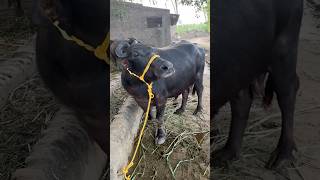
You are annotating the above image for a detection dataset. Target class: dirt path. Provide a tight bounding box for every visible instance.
[127,36,210,180]
[212,2,320,179]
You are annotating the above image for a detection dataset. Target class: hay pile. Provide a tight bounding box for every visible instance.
[0,76,59,180]
[0,11,55,180]
[129,95,210,180]
[0,13,34,58]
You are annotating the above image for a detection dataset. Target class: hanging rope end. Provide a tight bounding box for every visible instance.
[122,161,134,180]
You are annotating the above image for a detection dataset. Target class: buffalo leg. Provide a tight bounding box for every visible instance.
[266,40,300,169]
[212,88,252,167]
[155,103,167,145]
[148,107,154,120]
[172,95,179,107]
[174,89,189,114]
[135,97,152,119]
[266,74,299,169]
[263,73,274,109]
[193,73,204,115]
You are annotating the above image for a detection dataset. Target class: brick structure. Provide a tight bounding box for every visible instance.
[111,2,178,47]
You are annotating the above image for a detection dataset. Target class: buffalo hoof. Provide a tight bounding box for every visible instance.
[193,107,202,115]
[212,147,239,168]
[155,128,166,145]
[265,146,297,169]
[172,101,179,108]
[148,113,153,120]
[174,108,185,115]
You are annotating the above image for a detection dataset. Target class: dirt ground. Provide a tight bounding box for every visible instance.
[212,1,320,179]
[123,34,210,180]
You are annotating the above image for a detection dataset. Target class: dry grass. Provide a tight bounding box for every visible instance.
[0,11,34,58]
[128,95,210,180]
[211,102,280,180]
[0,10,52,180]
[0,76,59,180]
[211,99,320,180]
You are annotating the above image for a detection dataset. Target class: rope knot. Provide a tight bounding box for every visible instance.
[147,83,154,99]
[122,162,134,180]
[94,33,110,63]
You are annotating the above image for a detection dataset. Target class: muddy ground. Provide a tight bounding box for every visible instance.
[212,1,320,179]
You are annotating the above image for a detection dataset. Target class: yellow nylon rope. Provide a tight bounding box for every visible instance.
[94,32,110,63]
[52,19,158,177]
[139,55,160,81]
[53,21,110,64]
[122,54,159,180]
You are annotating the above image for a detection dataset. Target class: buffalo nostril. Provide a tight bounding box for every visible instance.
[161,65,169,71]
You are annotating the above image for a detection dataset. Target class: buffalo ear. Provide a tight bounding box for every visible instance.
[32,0,47,26]
[128,38,138,45]
[32,0,60,26]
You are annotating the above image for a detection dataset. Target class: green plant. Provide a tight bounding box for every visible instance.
[175,23,208,35]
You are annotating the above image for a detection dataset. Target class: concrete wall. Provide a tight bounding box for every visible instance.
[110,97,144,180]
[111,2,171,47]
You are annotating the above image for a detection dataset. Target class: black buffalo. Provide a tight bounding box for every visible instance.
[32,0,108,154]
[111,39,205,144]
[212,0,303,169]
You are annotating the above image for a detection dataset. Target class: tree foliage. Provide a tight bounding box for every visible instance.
[205,0,210,31]
[180,0,208,12]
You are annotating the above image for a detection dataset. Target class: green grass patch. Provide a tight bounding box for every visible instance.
[175,23,209,35]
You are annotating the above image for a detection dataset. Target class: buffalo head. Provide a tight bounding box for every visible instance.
[111,39,175,81]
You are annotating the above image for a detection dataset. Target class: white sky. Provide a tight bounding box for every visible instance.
[125,0,207,25]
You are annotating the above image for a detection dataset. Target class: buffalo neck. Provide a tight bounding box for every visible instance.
[62,1,108,46]
[121,70,154,99]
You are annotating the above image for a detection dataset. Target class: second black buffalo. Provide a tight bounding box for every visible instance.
[111,39,205,145]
